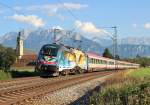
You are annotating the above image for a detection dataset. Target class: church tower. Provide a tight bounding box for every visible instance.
[16,32,24,59]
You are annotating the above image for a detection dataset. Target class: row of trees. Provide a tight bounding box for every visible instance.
[124,56,150,67]
[0,44,17,70]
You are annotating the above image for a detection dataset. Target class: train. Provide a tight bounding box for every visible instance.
[35,43,139,77]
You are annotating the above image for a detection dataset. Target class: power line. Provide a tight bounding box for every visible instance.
[56,0,82,41]
[0,1,21,14]
[56,0,80,21]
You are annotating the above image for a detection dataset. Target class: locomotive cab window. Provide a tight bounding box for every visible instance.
[40,45,58,57]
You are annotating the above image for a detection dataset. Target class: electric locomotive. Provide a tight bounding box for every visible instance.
[35,43,88,76]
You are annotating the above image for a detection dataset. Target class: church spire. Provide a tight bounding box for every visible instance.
[16,31,24,59]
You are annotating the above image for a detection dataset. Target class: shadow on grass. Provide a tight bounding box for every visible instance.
[9,70,40,78]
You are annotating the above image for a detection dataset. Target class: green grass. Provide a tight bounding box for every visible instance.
[89,79,150,105]
[0,68,39,80]
[0,70,12,80]
[9,70,39,78]
[87,69,150,105]
[10,66,39,78]
[129,68,150,78]
[11,66,35,72]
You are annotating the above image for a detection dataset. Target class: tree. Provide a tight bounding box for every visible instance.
[136,54,141,58]
[103,48,113,58]
[139,57,150,67]
[0,45,17,70]
[124,56,150,67]
[115,54,120,60]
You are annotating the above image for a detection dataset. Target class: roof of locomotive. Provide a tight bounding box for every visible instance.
[40,43,85,53]
[41,43,60,48]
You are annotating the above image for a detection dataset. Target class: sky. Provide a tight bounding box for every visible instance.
[0,0,150,38]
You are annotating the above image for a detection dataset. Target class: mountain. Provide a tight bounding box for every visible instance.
[1,28,150,58]
[0,32,18,47]
[0,28,104,54]
[109,44,150,58]
[121,37,150,45]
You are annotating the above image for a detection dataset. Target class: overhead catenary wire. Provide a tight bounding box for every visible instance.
[56,0,83,46]
[0,0,80,21]
[0,1,82,44]
[56,0,114,39]
[56,0,82,33]
[0,2,27,36]
[0,1,21,14]
[56,0,80,21]
[0,1,31,47]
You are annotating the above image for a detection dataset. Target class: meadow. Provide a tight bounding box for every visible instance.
[89,68,150,105]
[0,66,38,80]
[0,70,11,80]
[129,68,150,78]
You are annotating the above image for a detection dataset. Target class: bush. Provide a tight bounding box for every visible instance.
[88,69,150,105]
[0,45,17,70]
[89,78,150,105]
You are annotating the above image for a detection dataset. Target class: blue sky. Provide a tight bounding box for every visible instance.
[0,0,150,38]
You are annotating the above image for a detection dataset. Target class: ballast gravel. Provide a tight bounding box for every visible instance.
[29,74,112,105]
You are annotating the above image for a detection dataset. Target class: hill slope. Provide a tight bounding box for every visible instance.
[1,29,150,58]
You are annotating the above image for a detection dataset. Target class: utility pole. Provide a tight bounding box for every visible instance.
[113,26,118,70]
[73,33,82,49]
[98,26,118,70]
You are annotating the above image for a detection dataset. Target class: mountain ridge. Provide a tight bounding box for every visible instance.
[0,29,150,58]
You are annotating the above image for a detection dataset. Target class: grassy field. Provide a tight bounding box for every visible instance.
[11,66,35,72]
[88,68,150,105]
[129,68,150,78]
[0,66,38,80]
[0,70,11,80]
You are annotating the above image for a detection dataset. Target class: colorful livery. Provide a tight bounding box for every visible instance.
[35,43,139,76]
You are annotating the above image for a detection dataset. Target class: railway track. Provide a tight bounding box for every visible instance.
[0,77,41,89]
[0,71,115,105]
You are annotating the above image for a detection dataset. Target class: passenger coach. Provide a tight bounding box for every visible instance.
[87,52,139,71]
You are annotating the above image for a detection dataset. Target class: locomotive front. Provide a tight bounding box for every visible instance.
[35,44,59,76]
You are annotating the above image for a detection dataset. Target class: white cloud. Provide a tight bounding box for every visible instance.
[0,10,3,14]
[9,14,44,27]
[132,23,137,28]
[27,3,88,12]
[74,20,113,39]
[13,3,88,20]
[62,3,88,10]
[144,23,150,29]
[0,7,4,14]
[13,6,22,11]
[57,14,65,21]
[75,20,104,34]
[52,26,63,30]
